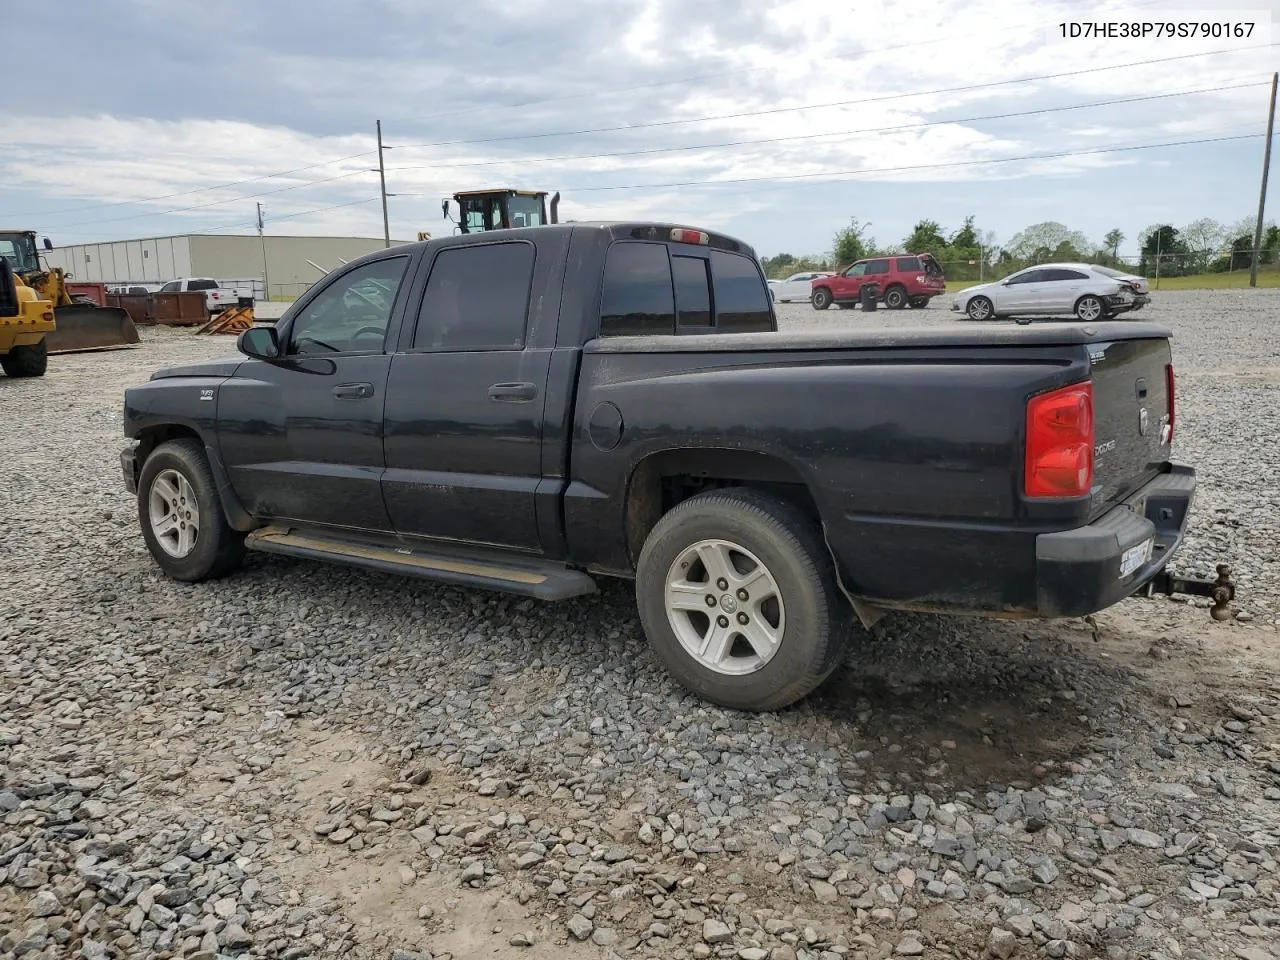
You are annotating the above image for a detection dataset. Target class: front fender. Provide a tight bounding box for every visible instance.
[123,375,257,532]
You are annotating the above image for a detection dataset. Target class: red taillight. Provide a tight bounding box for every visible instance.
[1165,363,1175,444]
[1024,382,1094,498]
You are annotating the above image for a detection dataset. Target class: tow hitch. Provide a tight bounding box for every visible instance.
[1143,564,1237,621]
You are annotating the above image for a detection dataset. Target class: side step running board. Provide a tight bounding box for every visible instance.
[245,526,598,601]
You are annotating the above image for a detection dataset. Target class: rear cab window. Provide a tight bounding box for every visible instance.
[598,240,774,337]
[187,279,218,291]
[895,256,921,272]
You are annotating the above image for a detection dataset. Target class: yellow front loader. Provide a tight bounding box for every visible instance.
[0,229,140,359]
[0,257,56,376]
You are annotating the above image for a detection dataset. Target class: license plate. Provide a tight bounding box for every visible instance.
[1120,539,1153,578]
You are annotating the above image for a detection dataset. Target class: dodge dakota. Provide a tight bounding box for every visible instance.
[120,222,1230,711]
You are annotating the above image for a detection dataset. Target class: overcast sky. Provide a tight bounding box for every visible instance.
[3,0,1276,260]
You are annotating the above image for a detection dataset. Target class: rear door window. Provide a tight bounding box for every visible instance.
[600,242,675,336]
[412,242,535,351]
[672,255,712,327]
[187,279,218,291]
[710,250,772,333]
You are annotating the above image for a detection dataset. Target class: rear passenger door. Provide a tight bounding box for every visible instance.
[382,239,551,553]
[1037,268,1089,313]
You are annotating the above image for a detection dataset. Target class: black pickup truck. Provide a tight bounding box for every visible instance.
[120,222,1230,711]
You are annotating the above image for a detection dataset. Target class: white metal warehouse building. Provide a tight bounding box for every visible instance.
[44,233,412,300]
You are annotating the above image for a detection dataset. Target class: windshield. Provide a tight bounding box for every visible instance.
[0,233,40,274]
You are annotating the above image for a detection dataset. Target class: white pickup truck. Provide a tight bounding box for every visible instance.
[157,278,253,313]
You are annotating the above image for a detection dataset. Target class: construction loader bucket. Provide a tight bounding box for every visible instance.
[45,304,141,355]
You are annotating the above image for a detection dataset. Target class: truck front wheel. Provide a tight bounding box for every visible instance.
[811,288,832,310]
[137,439,245,582]
[635,488,851,711]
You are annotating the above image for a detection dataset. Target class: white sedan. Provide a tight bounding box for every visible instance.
[769,271,834,303]
[951,263,1150,322]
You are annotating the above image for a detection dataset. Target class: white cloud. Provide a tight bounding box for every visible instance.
[3,0,1274,252]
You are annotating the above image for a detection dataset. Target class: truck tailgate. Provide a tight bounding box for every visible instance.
[1088,336,1173,513]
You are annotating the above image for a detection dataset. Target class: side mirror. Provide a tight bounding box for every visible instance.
[441,198,450,220]
[237,325,281,360]
[42,237,53,251]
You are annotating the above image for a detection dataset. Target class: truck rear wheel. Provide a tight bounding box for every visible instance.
[1,339,48,378]
[635,488,850,711]
[137,439,245,582]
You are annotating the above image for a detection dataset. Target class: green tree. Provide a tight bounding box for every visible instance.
[832,218,872,266]
[1140,225,1192,276]
[1052,240,1084,262]
[949,216,978,249]
[1006,222,1093,261]
[1181,218,1226,272]
[762,253,797,278]
[903,219,946,253]
[1263,225,1280,265]
[1104,228,1124,259]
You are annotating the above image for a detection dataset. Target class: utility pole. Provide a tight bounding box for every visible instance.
[1250,72,1277,288]
[377,120,391,248]
[257,202,270,302]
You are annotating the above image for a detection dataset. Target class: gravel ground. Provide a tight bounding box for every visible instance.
[1,290,1278,960]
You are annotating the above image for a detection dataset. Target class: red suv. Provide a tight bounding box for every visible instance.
[811,253,945,310]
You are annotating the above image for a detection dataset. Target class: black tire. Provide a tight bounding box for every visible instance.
[883,285,908,309]
[908,297,928,309]
[137,439,245,582]
[811,287,832,310]
[635,488,852,712]
[1,339,48,378]
[965,296,994,321]
[1074,295,1108,322]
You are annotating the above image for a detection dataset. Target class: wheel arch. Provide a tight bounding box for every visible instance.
[623,448,824,570]
[134,423,257,532]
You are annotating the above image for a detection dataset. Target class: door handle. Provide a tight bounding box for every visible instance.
[488,381,538,402]
[333,382,374,399]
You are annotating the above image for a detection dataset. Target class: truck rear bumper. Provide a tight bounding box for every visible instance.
[1035,464,1195,616]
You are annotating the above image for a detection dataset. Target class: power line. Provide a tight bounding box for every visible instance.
[386,0,1173,126]
[11,150,379,220]
[390,133,1269,197]
[64,197,382,244]
[221,195,380,225]
[13,39,1268,225]
[386,81,1265,174]
[47,169,374,230]
[389,44,1277,152]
